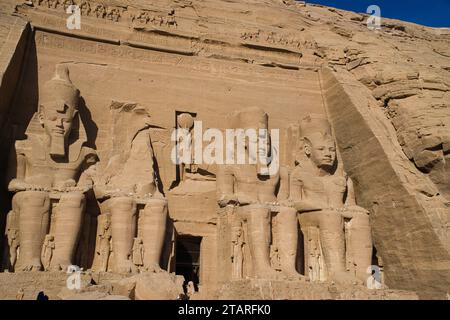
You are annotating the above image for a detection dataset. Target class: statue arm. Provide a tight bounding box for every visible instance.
[77,163,96,191]
[7,235,13,247]
[77,171,94,191]
[292,175,323,212]
[344,176,369,215]
[81,147,98,173]
[294,201,324,213]
[217,165,236,207]
[75,147,99,192]
[41,244,46,262]
[277,166,290,202]
[345,176,357,207]
[7,144,27,192]
[14,153,26,181]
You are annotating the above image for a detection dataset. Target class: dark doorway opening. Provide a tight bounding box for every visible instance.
[175,236,201,293]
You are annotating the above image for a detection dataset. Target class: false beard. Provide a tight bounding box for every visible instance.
[50,134,66,158]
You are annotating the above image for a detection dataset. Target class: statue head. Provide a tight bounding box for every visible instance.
[233,107,270,161]
[39,65,80,158]
[177,113,195,131]
[300,114,336,171]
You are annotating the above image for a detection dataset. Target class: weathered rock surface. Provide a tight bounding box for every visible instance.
[214,280,418,300]
[109,271,185,300]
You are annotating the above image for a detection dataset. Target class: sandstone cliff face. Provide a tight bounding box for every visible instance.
[0,0,448,298]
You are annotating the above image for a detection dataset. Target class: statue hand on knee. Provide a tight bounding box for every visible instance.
[342,205,369,218]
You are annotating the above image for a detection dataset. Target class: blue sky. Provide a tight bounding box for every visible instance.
[305,0,450,27]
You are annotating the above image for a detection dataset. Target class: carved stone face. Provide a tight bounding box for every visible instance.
[304,133,336,169]
[41,101,75,140]
[39,100,76,157]
[242,118,270,162]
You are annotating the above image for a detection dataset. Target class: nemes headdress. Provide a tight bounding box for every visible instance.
[293,114,335,165]
[27,65,84,137]
[40,64,80,113]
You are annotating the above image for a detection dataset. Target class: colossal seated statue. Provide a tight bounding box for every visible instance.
[93,102,167,274]
[279,114,373,283]
[6,65,97,272]
[217,107,289,280]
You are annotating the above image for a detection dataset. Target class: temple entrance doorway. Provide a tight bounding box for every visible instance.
[175,236,202,293]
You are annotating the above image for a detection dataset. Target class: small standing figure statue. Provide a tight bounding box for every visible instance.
[3,210,19,272]
[132,237,144,269]
[231,219,244,280]
[97,215,112,272]
[6,229,20,272]
[16,288,25,300]
[41,235,55,271]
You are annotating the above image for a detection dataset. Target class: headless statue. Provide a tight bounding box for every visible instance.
[7,65,97,271]
[279,114,373,283]
[94,103,167,274]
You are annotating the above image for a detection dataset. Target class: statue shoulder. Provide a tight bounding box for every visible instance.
[15,137,36,156]
[15,140,28,154]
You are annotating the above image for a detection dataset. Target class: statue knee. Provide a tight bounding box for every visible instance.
[237,204,270,221]
[319,212,343,232]
[248,204,271,217]
[109,197,136,213]
[350,214,371,230]
[59,192,85,208]
[11,194,21,211]
[298,212,320,229]
[279,206,297,217]
[15,191,49,209]
[278,206,298,229]
[143,198,167,216]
